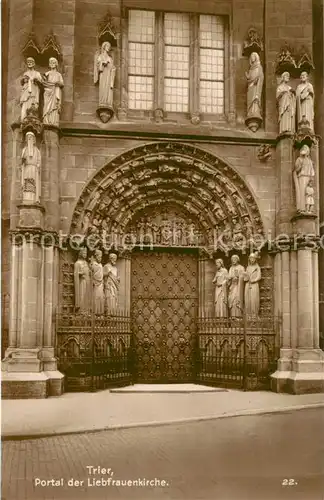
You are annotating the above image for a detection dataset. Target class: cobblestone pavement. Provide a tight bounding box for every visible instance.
[2,408,324,500]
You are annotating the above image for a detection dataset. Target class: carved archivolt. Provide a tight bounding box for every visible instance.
[70,142,264,250]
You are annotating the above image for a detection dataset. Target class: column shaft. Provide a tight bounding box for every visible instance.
[290,251,298,348]
[281,251,291,348]
[312,251,320,349]
[297,249,314,348]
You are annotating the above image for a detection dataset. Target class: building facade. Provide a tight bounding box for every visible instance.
[2,0,324,398]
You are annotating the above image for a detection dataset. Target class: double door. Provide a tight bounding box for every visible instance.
[131,251,198,382]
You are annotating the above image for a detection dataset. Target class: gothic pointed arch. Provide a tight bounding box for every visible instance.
[70,142,264,252]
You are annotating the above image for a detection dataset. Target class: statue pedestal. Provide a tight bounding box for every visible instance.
[17,203,44,229]
[245,115,262,133]
[97,106,114,123]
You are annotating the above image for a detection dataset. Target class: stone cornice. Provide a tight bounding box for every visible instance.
[58,123,277,146]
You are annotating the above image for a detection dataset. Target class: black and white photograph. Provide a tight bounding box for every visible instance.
[1,0,324,499]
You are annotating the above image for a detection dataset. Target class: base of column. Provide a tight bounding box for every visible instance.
[1,371,64,399]
[2,348,43,372]
[271,348,324,394]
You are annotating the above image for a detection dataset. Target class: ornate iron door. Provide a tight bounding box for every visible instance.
[131,251,198,383]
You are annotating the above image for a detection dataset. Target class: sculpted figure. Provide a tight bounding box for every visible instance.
[94,41,116,122]
[244,253,261,317]
[103,253,120,313]
[21,132,41,204]
[228,255,245,317]
[74,248,90,312]
[296,72,314,132]
[246,52,264,120]
[213,258,228,318]
[42,58,64,127]
[276,72,296,134]
[293,145,315,212]
[81,210,91,235]
[90,249,105,314]
[305,180,315,212]
[20,57,42,121]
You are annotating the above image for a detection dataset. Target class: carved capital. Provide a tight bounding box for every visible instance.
[21,106,43,137]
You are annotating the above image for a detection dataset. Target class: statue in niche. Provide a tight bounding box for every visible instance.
[305,180,315,213]
[21,131,41,204]
[103,253,120,313]
[94,41,116,123]
[276,72,296,135]
[293,144,315,212]
[20,57,42,122]
[213,259,228,318]
[245,52,264,131]
[90,249,105,314]
[74,248,91,313]
[42,57,64,127]
[228,255,245,317]
[244,253,262,317]
[296,71,314,132]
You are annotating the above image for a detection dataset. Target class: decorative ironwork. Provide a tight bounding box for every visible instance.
[197,315,280,390]
[56,312,132,392]
[57,252,132,391]
[131,250,198,383]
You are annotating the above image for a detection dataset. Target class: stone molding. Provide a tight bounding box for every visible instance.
[70,142,265,250]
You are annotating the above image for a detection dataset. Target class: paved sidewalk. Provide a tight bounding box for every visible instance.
[2,385,324,439]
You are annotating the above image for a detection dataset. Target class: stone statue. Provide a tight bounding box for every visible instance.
[42,57,64,127]
[293,145,315,212]
[305,180,315,213]
[296,71,314,132]
[94,41,116,123]
[213,258,228,318]
[244,253,261,317]
[81,210,91,235]
[21,131,41,204]
[74,248,90,312]
[245,52,264,126]
[103,253,120,313]
[276,72,296,134]
[20,57,42,122]
[90,249,105,314]
[228,255,245,317]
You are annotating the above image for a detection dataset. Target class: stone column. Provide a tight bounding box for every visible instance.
[198,250,214,317]
[271,136,294,390]
[118,250,131,314]
[271,136,324,393]
[2,124,64,398]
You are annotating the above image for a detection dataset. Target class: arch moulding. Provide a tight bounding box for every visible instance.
[69,142,264,252]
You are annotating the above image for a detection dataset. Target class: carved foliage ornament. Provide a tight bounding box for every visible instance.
[70,143,264,251]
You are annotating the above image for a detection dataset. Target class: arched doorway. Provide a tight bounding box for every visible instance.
[58,142,276,390]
